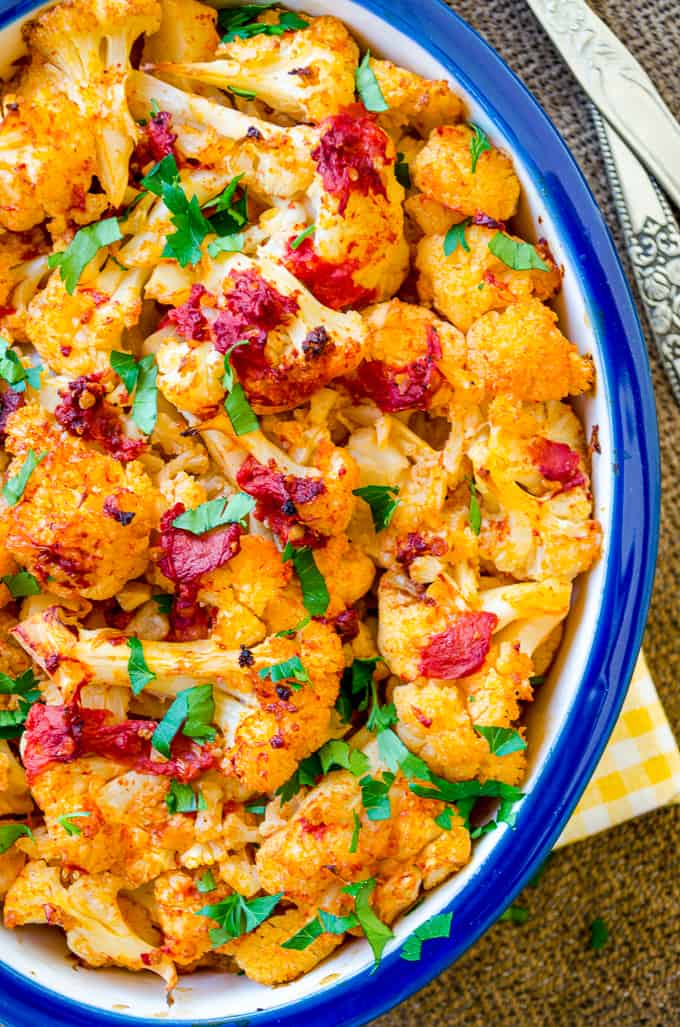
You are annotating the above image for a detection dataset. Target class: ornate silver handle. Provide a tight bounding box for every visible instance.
[525,0,680,209]
[591,106,680,404]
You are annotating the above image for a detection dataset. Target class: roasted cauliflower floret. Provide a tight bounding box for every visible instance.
[261,109,409,309]
[465,297,594,400]
[0,740,32,816]
[257,762,470,915]
[370,59,464,138]
[224,903,344,985]
[1,405,155,599]
[4,860,176,986]
[151,14,359,123]
[128,71,316,201]
[413,124,521,222]
[153,869,228,966]
[149,254,366,415]
[468,396,602,581]
[25,0,162,206]
[24,260,145,377]
[142,0,219,91]
[0,64,97,232]
[350,298,476,412]
[416,224,561,332]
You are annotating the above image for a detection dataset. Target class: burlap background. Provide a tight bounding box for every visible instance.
[377,1,680,1024]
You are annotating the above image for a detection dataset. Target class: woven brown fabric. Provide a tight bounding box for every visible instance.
[376,1,680,1024]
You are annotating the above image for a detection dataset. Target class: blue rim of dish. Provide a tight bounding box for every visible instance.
[0,0,660,1024]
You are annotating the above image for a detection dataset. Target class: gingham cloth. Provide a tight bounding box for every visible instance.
[556,652,680,847]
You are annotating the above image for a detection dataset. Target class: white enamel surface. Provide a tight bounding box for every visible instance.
[0,0,612,1019]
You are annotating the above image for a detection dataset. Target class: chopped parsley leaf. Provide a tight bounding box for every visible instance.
[152,683,216,758]
[47,217,122,294]
[0,823,33,854]
[165,779,207,814]
[359,772,394,821]
[222,349,259,436]
[154,593,174,615]
[319,739,369,778]
[488,232,550,271]
[198,891,283,946]
[1,571,40,598]
[589,917,609,950]
[290,224,316,250]
[395,152,411,188]
[500,904,529,924]
[172,493,255,533]
[108,351,157,435]
[258,655,309,689]
[57,811,91,837]
[349,809,361,853]
[0,338,40,393]
[0,668,41,740]
[228,84,257,100]
[352,484,400,533]
[126,637,156,696]
[197,869,217,893]
[282,908,358,950]
[274,615,311,638]
[342,878,394,967]
[400,912,453,961]
[467,477,482,536]
[355,50,388,113]
[2,448,46,507]
[434,807,454,831]
[473,725,527,757]
[468,122,491,173]
[443,218,471,257]
[218,5,308,44]
[282,543,329,616]
[207,233,244,257]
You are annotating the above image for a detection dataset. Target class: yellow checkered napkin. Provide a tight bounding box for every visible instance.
[556,652,680,847]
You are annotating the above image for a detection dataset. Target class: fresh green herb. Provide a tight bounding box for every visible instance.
[468,122,491,173]
[589,917,609,950]
[0,823,33,854]
[222,349,259,436]
[108,351,158,435]
[349,810,361,853]
[149,98,161,116]
[154,594,174,615]
[207,233,244,257]
[228,84,257,100]
[318,739,370,778]
[282,908,359,951]
[197,869,217,893]
[126,637,156,696]
[355,50,389,113]
[290,224,316,251]
[0,338,40,392]
[282,543,329,616]
[143,155,213,267]
[376,728,431,781]
[500,905,529,924]
[395,152,411,188]
[359,772,394,821]
[245,802,266,816]
[400,912,453,961]
[488,232,550,271]
[208,174,249,237]
[57,811,91,837]
[443,218,471,257]
[275,752,321,803]
[434,807,454,831]
[2,449,46,506]
[152,683,216,758]
[47,217,122,294]
[109,351,140,395]
[172,493,255,534]
[258,655,309,688]
[335,657,382,724]
[1,571,40,598]
[467,478,481,536]
[0,668,41,740]
[218,5,308,44]
[473,725,527,757]
[409,773,523,806]
[165,779,207,814]
[198,891,283,946]
[352,485,400,533]
[529,674,545,687]
[366,695,397,734]
[274,615,311,638]
[342,878,394,967]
